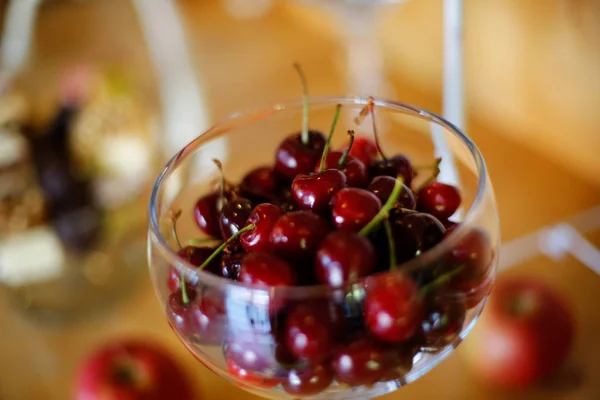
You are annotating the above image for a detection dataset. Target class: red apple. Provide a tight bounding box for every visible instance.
[75,339,195,400]
[462,276,575,388]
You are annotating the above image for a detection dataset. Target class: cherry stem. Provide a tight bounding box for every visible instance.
[213,159,226,212]
[318,104,342,172]
[359,176,404,236]
[383,218,397,269]
[368,97,388,162]
[293,63,310,146]
[415,157,442,192]
[198,223,255,270]
[420,265,465,298]
[338,130,355,167]
[413,157,442,171]
[170,209,189,305]
[187,238,224,246]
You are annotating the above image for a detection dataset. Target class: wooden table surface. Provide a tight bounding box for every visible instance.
[1,1,599,399]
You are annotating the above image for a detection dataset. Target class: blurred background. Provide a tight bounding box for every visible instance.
[0,0,598,399]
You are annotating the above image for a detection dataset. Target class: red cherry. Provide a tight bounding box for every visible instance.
[446,226,493,285]
[240,166,277,202]
[317,151,368,188]
[330,188,381,231]
[417,181,461,220]
[238,252,296,287]
[270,211,330,258]
[421,296,466,347]
[282,364,334,396]
[220,250,246,280]
[391,212,446,263]
[314,230,376,286]
[219,197,254,241]
[332,336,396,386]
[225,358,279,389]
[368,155,414,186]
[368,176,415,209]
[240,203,285,253]
[193,193,221,238]
[347,136,378,166]
[168,246,221,291]
[291,169,347,213]
[274,131,326,181]
[364,273,424,343]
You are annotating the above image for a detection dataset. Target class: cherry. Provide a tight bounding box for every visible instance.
[318,151,368,188]
[421,296,466,348]
[220,250,246,280]
[270,211,330,259]
[368,155,415,186]
[272,186,297,212]
[445,226,493,285]
[347,136,378,166]
[391,212,446,264]
[330,188,382,231]
[291,169,347,213]
[332,336,396,386]
[225,357,279,389]
[314,230,376,286]
[282,364,334,396]
[193,193,221,238]
[240,203,285,253]
[168,245,221,291]
[417,181,461,220]
[219,197,254,241]
[274,132,326,182]
[368,176,415,210]
[240,166,277,202]
[238,252,296,287]
[364,273,423,343]
[284,301,342,362]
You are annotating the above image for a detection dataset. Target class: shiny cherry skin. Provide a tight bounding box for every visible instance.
[238,252,296,287]
[220,250,246,280]
[193,193,221,238]
[225,357,279,389]
[368,154,414,186]
[445,226,493,284]
[240,203,285,253]
[347,136,378,166]
[282,364,334,396]
[391,212,446,263]
[284,301,342,362]
[421,296,466,347]
[368,176,416,209]
[315,230,376,286]
[364,273,424,343]
[330,188,381,231]
[219,197,254,241]
[317,151,368,188]
[332,336,396,386]
[274,131,326,182]
[240,166,277,202]
[291,169,347,213]
[417,181,461,220]
[270,211,330,258]
[168,246,221,291]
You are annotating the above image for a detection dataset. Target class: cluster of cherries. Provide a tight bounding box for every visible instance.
[164,71,493,396]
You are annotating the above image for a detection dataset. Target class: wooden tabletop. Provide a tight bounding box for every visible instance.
[1,0,599,399]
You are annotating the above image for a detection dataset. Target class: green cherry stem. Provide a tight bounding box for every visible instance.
[169,209,189,305]
[419,265,465,298]
[383,218,397,270]
[318,104,342,172]
[359,176,404,236]
[415,157,442,192]
[293,63,310,146]
[338,130,355,167]
[213,159,226,212]
[367,97,388,162]
[197,223,255,270]
[187,238,224,246]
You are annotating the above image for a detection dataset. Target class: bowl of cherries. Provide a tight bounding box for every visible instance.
[148,72,499,399]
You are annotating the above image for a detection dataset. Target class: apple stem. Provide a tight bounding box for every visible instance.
[198,223,255,270]
[415,157,442,193]
[420,265,465,298]
[293,63,310,146]
[338,130,355,167]
[213,159,227,212]
[384,218,397,270]
[318,104,343,172]
[170,209,190,305]
[360,176,404,237]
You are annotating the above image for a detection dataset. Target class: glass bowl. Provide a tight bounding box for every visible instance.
[147,97,499,399]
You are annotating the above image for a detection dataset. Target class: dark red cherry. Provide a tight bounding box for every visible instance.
[240,166,277,202]
[417,181,461,220]
[445,226,493,285]
[315,230,376,286]
[168,246,221,291]
[317,151,368,188]
[219,197,254,241]
[291,169,347,213]
[270,211,330,258]
[347,136,378,166]
[273,186,297,212]
[364,273,423,343]
[330,188,381,231]
[391,212,446,263]
[332,336,396,386]
[240,203,285,253]
[368,176,415,209]
[193,193,221,238]
[274,131,326,182]
[220,250,246,280]
[282,364,334,396]
[238,252,295,287]
[368,154,414,186]
[421,296,466,347]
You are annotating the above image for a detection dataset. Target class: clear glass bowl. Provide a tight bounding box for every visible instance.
[148,97,499,399]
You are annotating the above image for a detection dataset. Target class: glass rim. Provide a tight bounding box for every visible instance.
[149,96,490,297]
